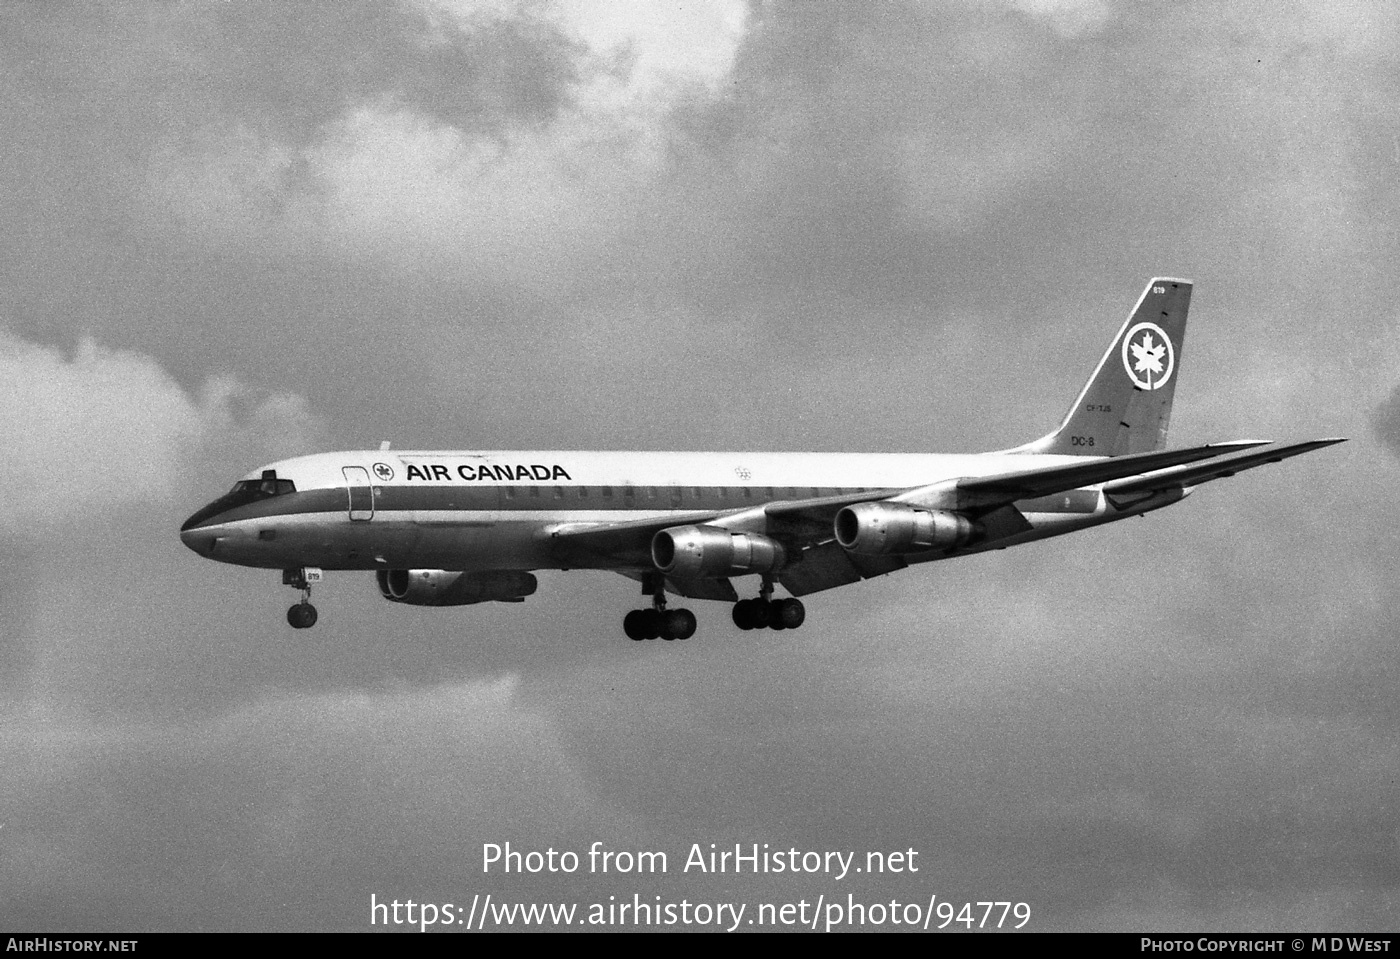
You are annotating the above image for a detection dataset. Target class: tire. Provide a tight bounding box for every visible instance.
[639,609,662,640]
[749,599,772,629]
[623,609,647,641]
[665,608,697,640]
[732,599,754,630]
[287,603,317,629]
[775,598,806,629]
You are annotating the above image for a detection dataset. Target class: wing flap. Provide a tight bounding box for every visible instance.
[778,542,907,596]
[1102,438,1345,506]
[897,440,1268,513]
[615,570,739,602]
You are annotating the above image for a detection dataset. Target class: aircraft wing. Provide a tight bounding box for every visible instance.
[548,440,1276,598]
[544,512,721,568]
[771,440,1271,596]
[1100,438,1346,506]
[927,440,1269,509]
[547,489,907,567]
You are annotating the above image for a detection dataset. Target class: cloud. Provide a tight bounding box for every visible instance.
[1372,383,1400,459]
[0,675,629,930]
[1,0,1397,934]
[0,329,323,534]
[1006,0,1113,37]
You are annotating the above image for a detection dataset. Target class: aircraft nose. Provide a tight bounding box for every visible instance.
[180,525,220,556]
[180,503,227,555]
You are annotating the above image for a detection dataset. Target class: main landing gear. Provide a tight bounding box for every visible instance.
[732,577,805,632]
[621,576,807,641]
[283,567,323,629]
[624,574,697,641]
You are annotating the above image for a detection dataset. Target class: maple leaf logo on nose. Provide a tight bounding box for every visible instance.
[1130,332,1166,377]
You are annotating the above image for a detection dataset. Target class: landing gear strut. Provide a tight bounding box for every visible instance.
[623,574,696,641]
[283,567,323,629]
[732,576,804,632]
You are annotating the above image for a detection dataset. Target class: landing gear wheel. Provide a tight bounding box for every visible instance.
[733,598,774,630]
[774,598,805,630]
[638,608,662,640]
[624,609,648,641]
[287,603,318,629]
[662,608,697,641]
[282,567,323,629]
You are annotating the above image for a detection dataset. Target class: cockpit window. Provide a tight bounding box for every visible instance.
[211,472,296,511]
[182,470,297,531]
[230,478,296,497]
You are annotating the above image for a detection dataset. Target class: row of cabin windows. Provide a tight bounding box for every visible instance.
[483,486,865,502]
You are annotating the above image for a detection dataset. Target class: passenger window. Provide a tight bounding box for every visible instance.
[553,487,563,499]
[742,488,752,499]
[645,487,656,499]
[504,487,515,499]
[578,487,588,498]
[602,486,613,499]
[529,487,540,498]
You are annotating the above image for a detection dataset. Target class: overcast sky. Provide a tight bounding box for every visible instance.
[2,0,1397,933]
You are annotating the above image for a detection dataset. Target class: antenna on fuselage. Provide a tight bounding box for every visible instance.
[379,440,391,451]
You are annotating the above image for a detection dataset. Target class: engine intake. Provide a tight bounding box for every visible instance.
[652,525,786,578]
[376,569,538,606]
[834,503,978,555]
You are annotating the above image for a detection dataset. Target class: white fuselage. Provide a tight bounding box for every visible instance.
[179,449,1182,579]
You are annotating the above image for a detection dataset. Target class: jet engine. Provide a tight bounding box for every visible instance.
[834,503,979,555]
[651,525,786,578]
[376,569,538,606]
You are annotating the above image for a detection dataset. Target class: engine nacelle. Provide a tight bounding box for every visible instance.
[376,569,538,606]
[834,503,978,555]
[651,525,786,578]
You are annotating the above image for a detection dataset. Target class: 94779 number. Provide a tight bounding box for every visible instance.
[929,899,1030,929]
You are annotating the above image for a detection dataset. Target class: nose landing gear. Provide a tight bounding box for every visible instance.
[283,567,323,629]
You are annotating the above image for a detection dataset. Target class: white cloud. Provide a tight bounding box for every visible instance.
[0,330,323,533]
[148,1,750,272]
[0,674,623,928]
[1007,0,1114,37]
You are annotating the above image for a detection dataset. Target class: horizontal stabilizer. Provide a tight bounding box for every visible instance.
[1101,438,1346,506]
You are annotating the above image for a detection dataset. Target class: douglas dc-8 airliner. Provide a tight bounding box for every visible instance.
[181,278,1342,639]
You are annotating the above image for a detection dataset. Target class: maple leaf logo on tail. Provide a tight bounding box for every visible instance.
[1131,332,1166,376]
[1121,322,1175,390]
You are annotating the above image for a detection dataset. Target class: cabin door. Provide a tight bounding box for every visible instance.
[342,466,374,521]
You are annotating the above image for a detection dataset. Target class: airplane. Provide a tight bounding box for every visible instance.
[180,278,1344,640]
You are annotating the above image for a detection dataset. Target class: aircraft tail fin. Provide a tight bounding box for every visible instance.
[1012,277,1192,456]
